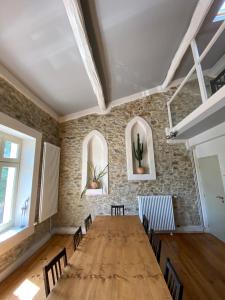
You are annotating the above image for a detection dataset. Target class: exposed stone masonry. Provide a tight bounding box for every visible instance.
[55,91,201,229]
[0,76,202,275]
[0,77,60,273]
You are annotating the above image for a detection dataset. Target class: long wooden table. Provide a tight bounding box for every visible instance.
[47,216,172,300]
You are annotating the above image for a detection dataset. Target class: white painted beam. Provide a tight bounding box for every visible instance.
[162,0,213,89]
[191,39,207,103]
[171,85,225,138]
[62,0,106,112]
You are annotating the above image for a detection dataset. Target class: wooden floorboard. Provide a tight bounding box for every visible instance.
[159,233,225,300]
[0,234,74,300]
[0,233,224,299]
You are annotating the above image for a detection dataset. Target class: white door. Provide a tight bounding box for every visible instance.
[198,155,225,242]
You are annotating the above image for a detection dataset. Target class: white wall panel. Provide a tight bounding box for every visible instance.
[39,142,60,222]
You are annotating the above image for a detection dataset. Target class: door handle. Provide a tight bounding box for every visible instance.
[216,195,224,203]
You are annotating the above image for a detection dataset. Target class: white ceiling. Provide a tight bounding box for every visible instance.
[83,0,198,101]
[0,0,96,115]
[0,0,198,116]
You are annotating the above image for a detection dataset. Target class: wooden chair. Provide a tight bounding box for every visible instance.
[164,258,184,300]
[84,214,92,232]
[111,205,125,216]
[73,226,82,251]
[151,234,162,263]
[142,214,149,234]
[149,228,154,244]
[43,248,68,297]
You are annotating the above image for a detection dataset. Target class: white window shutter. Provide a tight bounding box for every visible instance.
[39,142,60,222]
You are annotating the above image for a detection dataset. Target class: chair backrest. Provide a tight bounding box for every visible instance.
[164,258,184,300]
[84,214,92,232]
[73,226,82,251]
[43,248,68,297]
[142,214,149,234]
[149,228,154,244]
[111,205,125,216]
[151,234,162,263]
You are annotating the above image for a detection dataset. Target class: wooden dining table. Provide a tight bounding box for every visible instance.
[47,216,172,300]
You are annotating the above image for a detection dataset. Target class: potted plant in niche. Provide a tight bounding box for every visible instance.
[133,133,145,174]
[81,163,108,198]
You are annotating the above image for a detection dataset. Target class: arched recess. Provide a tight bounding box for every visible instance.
[125,116,156,181]
[82,130,108,195]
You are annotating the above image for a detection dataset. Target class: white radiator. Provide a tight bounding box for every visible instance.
[39,142,60,222]
[138,195,175,231]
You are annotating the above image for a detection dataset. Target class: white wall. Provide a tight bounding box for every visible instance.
[195,135,225,191]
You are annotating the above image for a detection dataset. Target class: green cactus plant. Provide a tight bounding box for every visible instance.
[133,133,144,168]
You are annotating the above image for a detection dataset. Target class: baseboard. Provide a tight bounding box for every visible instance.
[175,225,204,232]
[0,232,52,283]
[52,226,78,234]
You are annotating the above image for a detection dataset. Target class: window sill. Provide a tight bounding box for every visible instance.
[85,188,104,196]
[0,225,34,255]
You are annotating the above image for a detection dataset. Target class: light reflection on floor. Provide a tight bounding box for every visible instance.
[13,279,40,300]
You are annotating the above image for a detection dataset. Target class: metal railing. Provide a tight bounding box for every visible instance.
[210,68,225,94]
[167,21,225,131]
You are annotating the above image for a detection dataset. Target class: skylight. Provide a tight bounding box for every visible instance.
[214,1,225,22]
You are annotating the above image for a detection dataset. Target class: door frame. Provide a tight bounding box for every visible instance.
[192,149,209,229]
[188,122,225,230]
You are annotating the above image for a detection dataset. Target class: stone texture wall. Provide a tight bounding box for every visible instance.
[56,91,201,229]
[170,77,211,127]
[0,75,202,275]
[0,77,59,273]
[170,79,202,126]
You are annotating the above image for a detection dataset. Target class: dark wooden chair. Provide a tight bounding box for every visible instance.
[149,228,154,244]
[43,248,68,297]
[151,234,162,263]
[111,205,125,216]
[73,226,82,251]
[164,258,184,300]
[84,214,92,232]
[142,214,149,234]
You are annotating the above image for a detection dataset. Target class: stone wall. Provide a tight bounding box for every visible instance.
[56,91,201,229]
[170,77,211,127]
[0,77,59,273]
[170,79,202,126]
[0,75,202,275]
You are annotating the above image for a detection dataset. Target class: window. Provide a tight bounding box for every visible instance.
[0,112,42,254]
[213,1,225,22]
[0,132,21,232]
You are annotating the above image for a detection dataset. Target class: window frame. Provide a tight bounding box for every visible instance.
[0,112,42,256]
[0,132,21,233]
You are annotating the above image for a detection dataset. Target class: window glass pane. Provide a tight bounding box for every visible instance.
[3,141,19,159]
[0,166,16,225]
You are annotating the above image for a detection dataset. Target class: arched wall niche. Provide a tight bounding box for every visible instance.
[82,130,108,196]
[125,116,156,181]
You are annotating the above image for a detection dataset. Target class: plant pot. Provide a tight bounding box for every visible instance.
[89,181,100,189]
[136,167,145,174]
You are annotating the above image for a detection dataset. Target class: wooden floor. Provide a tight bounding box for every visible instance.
[0,235,75,300]
[159,233,225,300]
[0,233,224,299]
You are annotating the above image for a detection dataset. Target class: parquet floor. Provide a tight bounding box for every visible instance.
[0,233,224,299]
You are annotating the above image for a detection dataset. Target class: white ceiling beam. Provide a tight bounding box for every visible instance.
[191,39,208,103]
[162,0,214,89]
[62,0,106,112]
